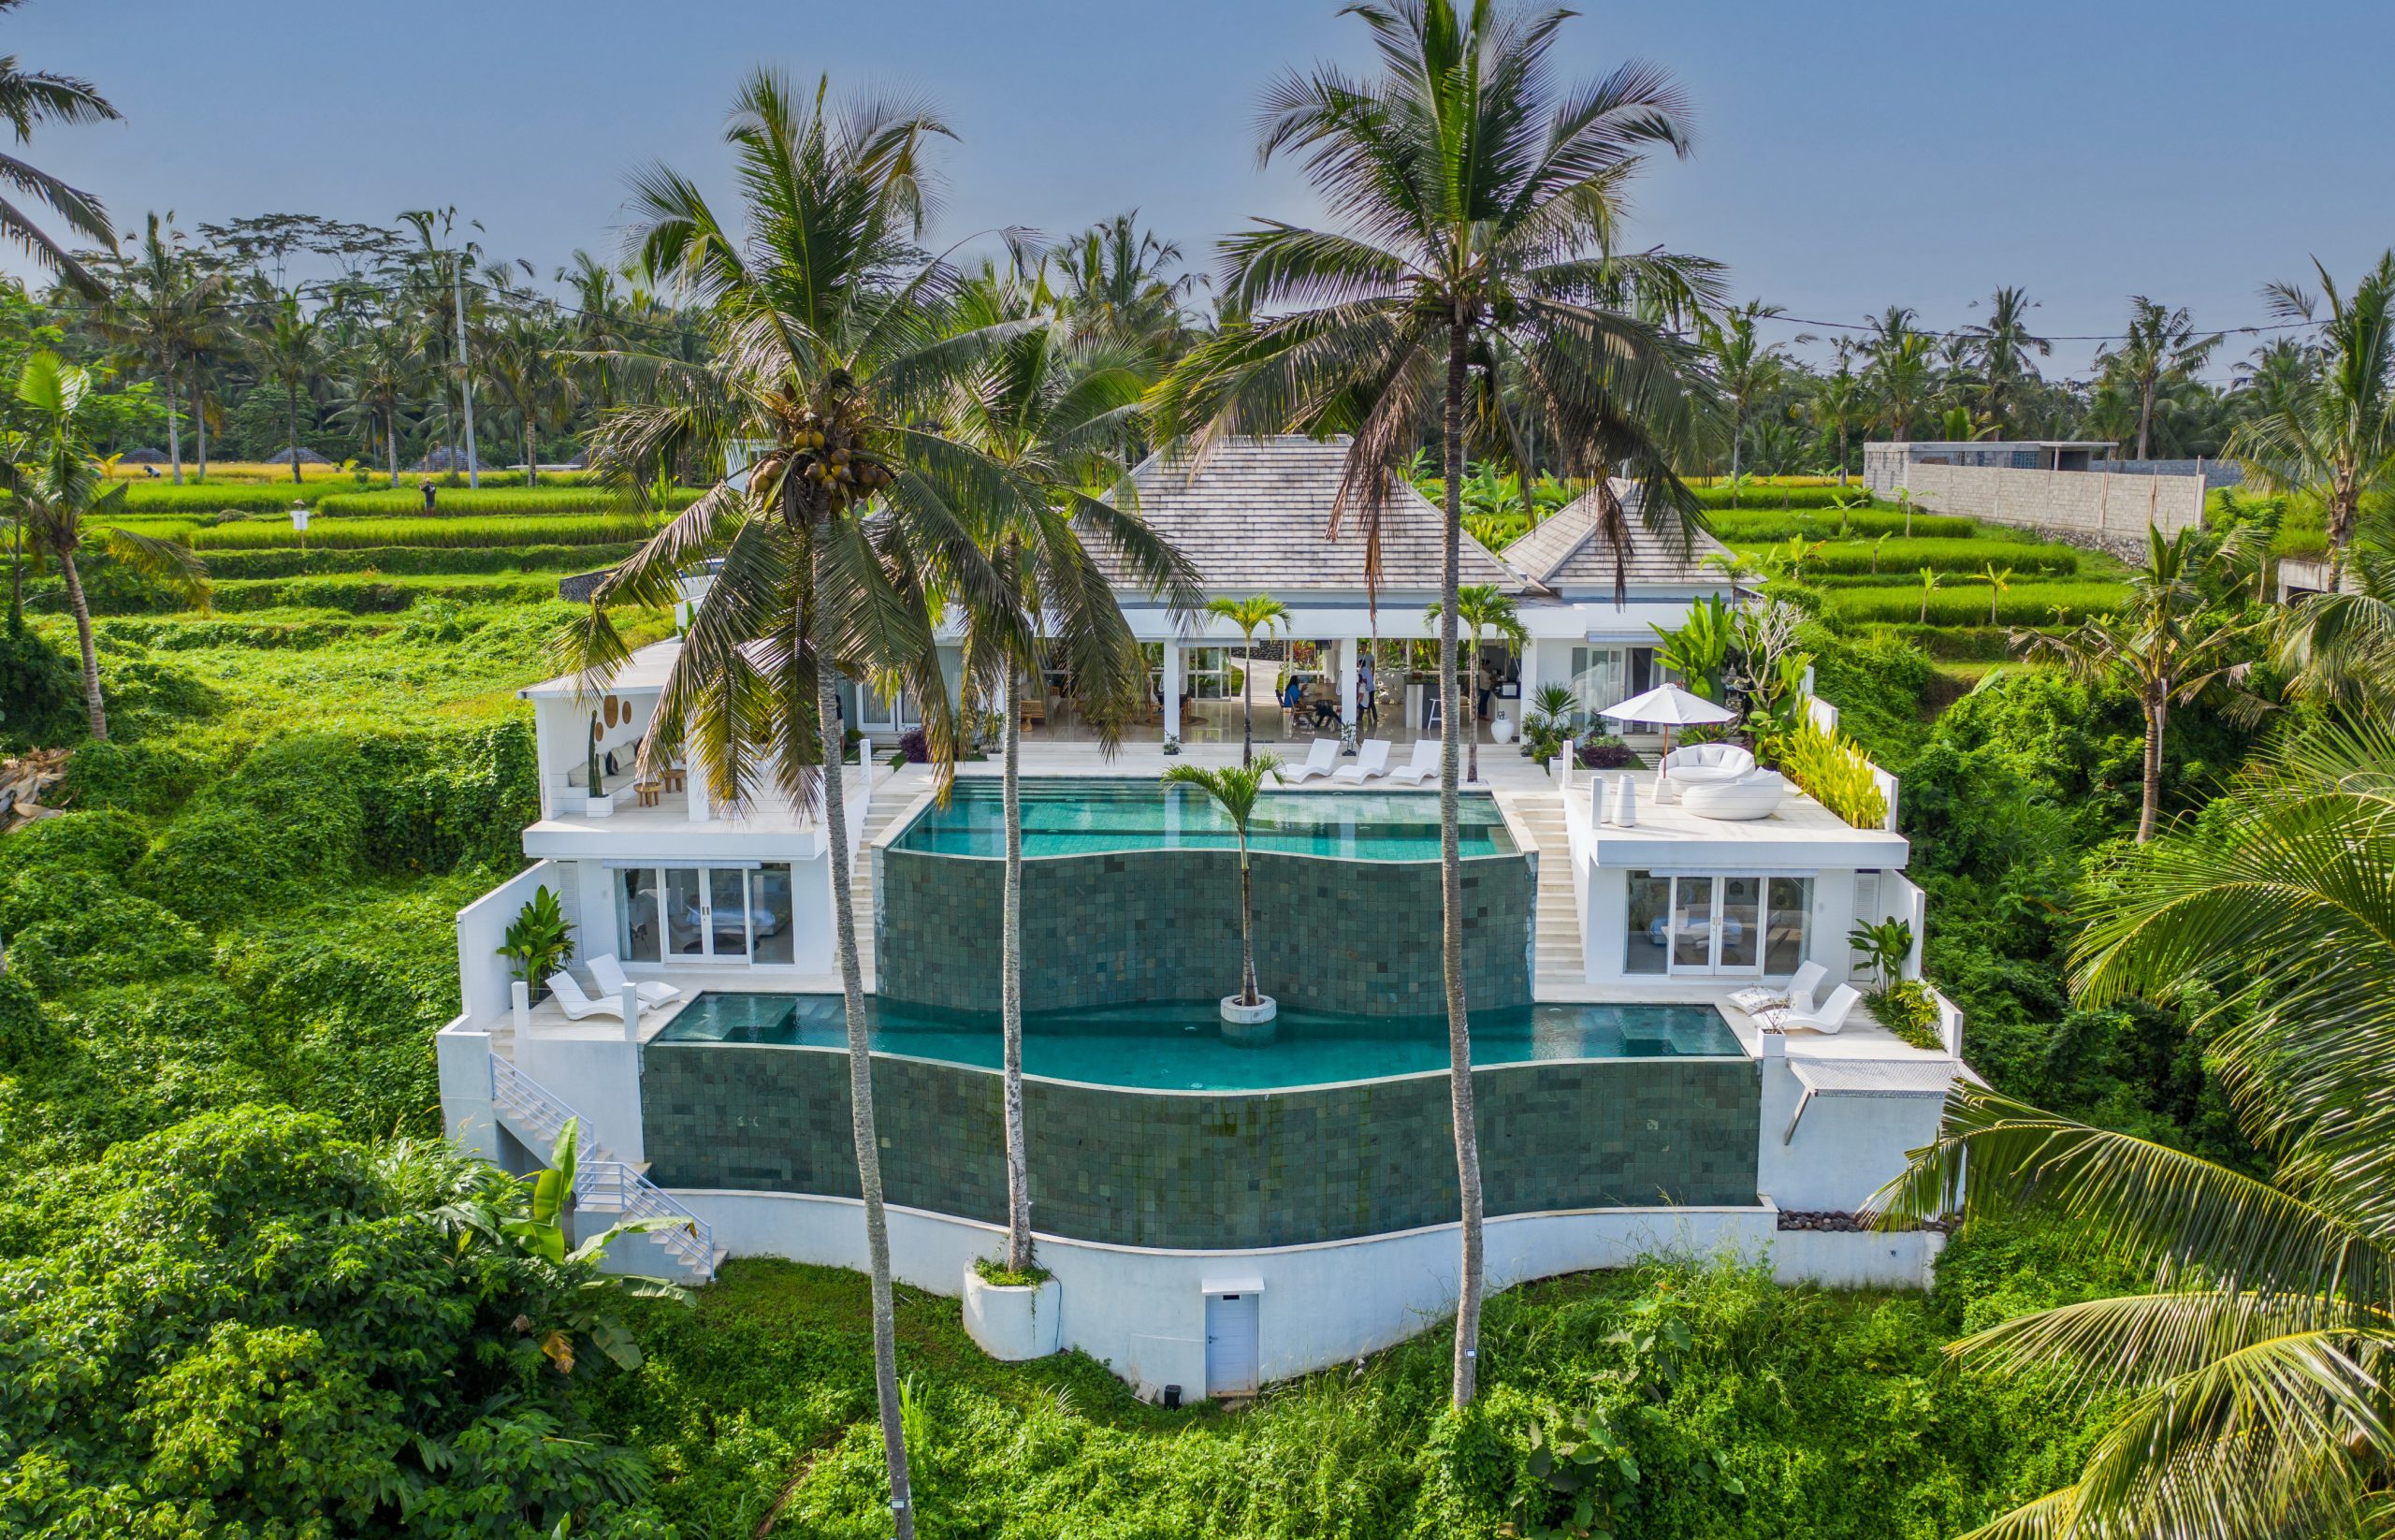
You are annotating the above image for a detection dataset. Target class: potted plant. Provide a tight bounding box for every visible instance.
[961,1254,1063,1360]
[584,712,615,818]
[1161,755,1284,1039]
[499,884,573,1002]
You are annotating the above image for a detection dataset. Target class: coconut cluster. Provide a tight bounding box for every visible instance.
[791,395,896,513]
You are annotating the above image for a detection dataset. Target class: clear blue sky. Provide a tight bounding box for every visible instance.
[16,0,2391,377]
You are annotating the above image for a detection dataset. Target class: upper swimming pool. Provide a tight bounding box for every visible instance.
[652,992,1740,1090]
[890,777,1516,861]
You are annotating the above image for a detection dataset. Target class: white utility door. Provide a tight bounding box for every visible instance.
[1204,1292,1260,1398]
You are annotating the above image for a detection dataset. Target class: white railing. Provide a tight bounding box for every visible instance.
[849,736,875,863]
[575,1158,718,1281]
[490,1053,579,1153]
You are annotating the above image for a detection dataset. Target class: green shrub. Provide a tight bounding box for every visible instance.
[0,807,151,882]
[1865,979,1943,1050]
[0,867,211,995]
[0,971,55,1068]
[207,574,562,614]
[195,541,642,581]
[1706,508,1981,542]
[1804,624,1932,763]
[312,486,697,518]
[52,736,208,819]
[188,513,653,551]
[1775,717,1888,828]
[1691,484,1873,510]
[132,735,370,926]
[0,620,80,748]
[1762,538,2081,578]
[1822,580,2130,629]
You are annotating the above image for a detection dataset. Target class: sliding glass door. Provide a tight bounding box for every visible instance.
[1624,871,1811,978]
[617,864,797,966]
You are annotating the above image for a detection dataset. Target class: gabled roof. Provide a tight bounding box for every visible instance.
[1100,436,1520,596]
[1501,482,1733,593]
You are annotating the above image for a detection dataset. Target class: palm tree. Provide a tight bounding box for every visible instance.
[1867,721,2395,1539]
[331,325,416,488]
[2225,253,2395,589]
[1700,300,1802,484]
[565,71,1038,1538]
[247,293,328,484]
[1979,560,2012,625]
[2012,525,2251,841]
[1154,0,1721,1407]
[0,10,118,298]
[2098,297,2223,461]
[945,274,1199,1275]
[1865,314,1938,443]
[86,211,226,484]
[1160,756,1285,1008]
[1,350,206,736]
[1808,363,1868,483]
[478,312,578,487]
[1207,593,1288,766]
[1052,211,1200,365]
[1964,284,2048,434]
[1424,583,1526,781]
[2274,501,2395,714]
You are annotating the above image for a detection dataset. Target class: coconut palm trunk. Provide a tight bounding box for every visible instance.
[285,384,303,485]
[1001,661,1033,1271]
[2139,697,2166,843]
[1241,631,1256,763]
[1236,823,1258,1005]
[386,407,400,488]
[1439,320,1485,1408]
[1464,623,1482,784]
[161,364,182,486]
[814,548,913,1537]
[58,549,104,741]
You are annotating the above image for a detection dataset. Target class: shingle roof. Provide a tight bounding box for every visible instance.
[1101,436,1519,595]
[1501,482,1733,593]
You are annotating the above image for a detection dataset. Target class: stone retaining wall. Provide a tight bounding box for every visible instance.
[1866,459,2207,557]
[641,1044,1761,1249]
[875,845,1534,1015]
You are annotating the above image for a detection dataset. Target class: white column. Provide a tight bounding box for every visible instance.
[1162,634,1183,742]
[1340,638,1360,727]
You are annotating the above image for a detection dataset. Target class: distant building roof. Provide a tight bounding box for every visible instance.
[1101,436,1518,596]
[1502,483,1733,594]
[1871,439,2116,451]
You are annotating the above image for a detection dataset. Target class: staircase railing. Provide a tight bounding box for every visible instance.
[490,1053,579,1152]
[575,1159,718,1280]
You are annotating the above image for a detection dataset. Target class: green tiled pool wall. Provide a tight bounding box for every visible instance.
[875,846,1533,1016]
[641,1044,1761,1248]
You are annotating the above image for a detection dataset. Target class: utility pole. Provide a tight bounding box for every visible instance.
[453,253,480,488]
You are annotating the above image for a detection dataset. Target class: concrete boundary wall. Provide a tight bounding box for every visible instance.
[1884,460,2205,545]
[673,1187,1945,1397]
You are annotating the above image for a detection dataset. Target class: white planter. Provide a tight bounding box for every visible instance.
[1221,994,1278,1044]
[1489,713,1516,744]
[585,794,615,819]
[961,1266,1063,1360]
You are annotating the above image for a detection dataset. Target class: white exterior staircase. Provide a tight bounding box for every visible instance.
[489,1053,720,1284]
[1507,790,1588,995]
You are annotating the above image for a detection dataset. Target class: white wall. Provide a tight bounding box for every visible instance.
[1755,1058,1951,1213]
[456,861,565,1028]
[518,1027,646,1166]
[437,1020,503,1163]
[680,1189,1941,1396]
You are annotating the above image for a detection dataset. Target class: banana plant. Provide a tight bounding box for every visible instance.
[1649,594,1735,701]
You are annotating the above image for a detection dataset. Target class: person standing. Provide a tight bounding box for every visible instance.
[421,478,437,512]
[1358,653,1379,728]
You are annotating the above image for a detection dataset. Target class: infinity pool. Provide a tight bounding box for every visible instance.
[653,993,1740,1089]
[890,777,1515,861]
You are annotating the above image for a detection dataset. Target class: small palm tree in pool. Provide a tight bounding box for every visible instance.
[1207,593,1288,765]
[1162,755,1283,1007]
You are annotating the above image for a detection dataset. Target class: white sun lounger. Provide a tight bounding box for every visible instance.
[547,970,626,1021]
[1330,738,1392,783]
[1283,737,1342,782]
[588,952,682,1007]
[1386,738,1443,786]
[1775,982,1862,1036]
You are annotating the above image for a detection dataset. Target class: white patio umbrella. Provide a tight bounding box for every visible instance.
[1599,682,1737,799]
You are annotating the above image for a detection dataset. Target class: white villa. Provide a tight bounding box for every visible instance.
[439,435,1967,1401]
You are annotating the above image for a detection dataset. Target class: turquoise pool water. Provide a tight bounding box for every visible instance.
[892,777,1515,861]
[653,993,1740,1090]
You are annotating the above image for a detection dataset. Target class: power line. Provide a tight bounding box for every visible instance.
[1753,311,2323,344]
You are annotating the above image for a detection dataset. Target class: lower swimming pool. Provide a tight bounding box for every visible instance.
[653,992,1741,1090]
